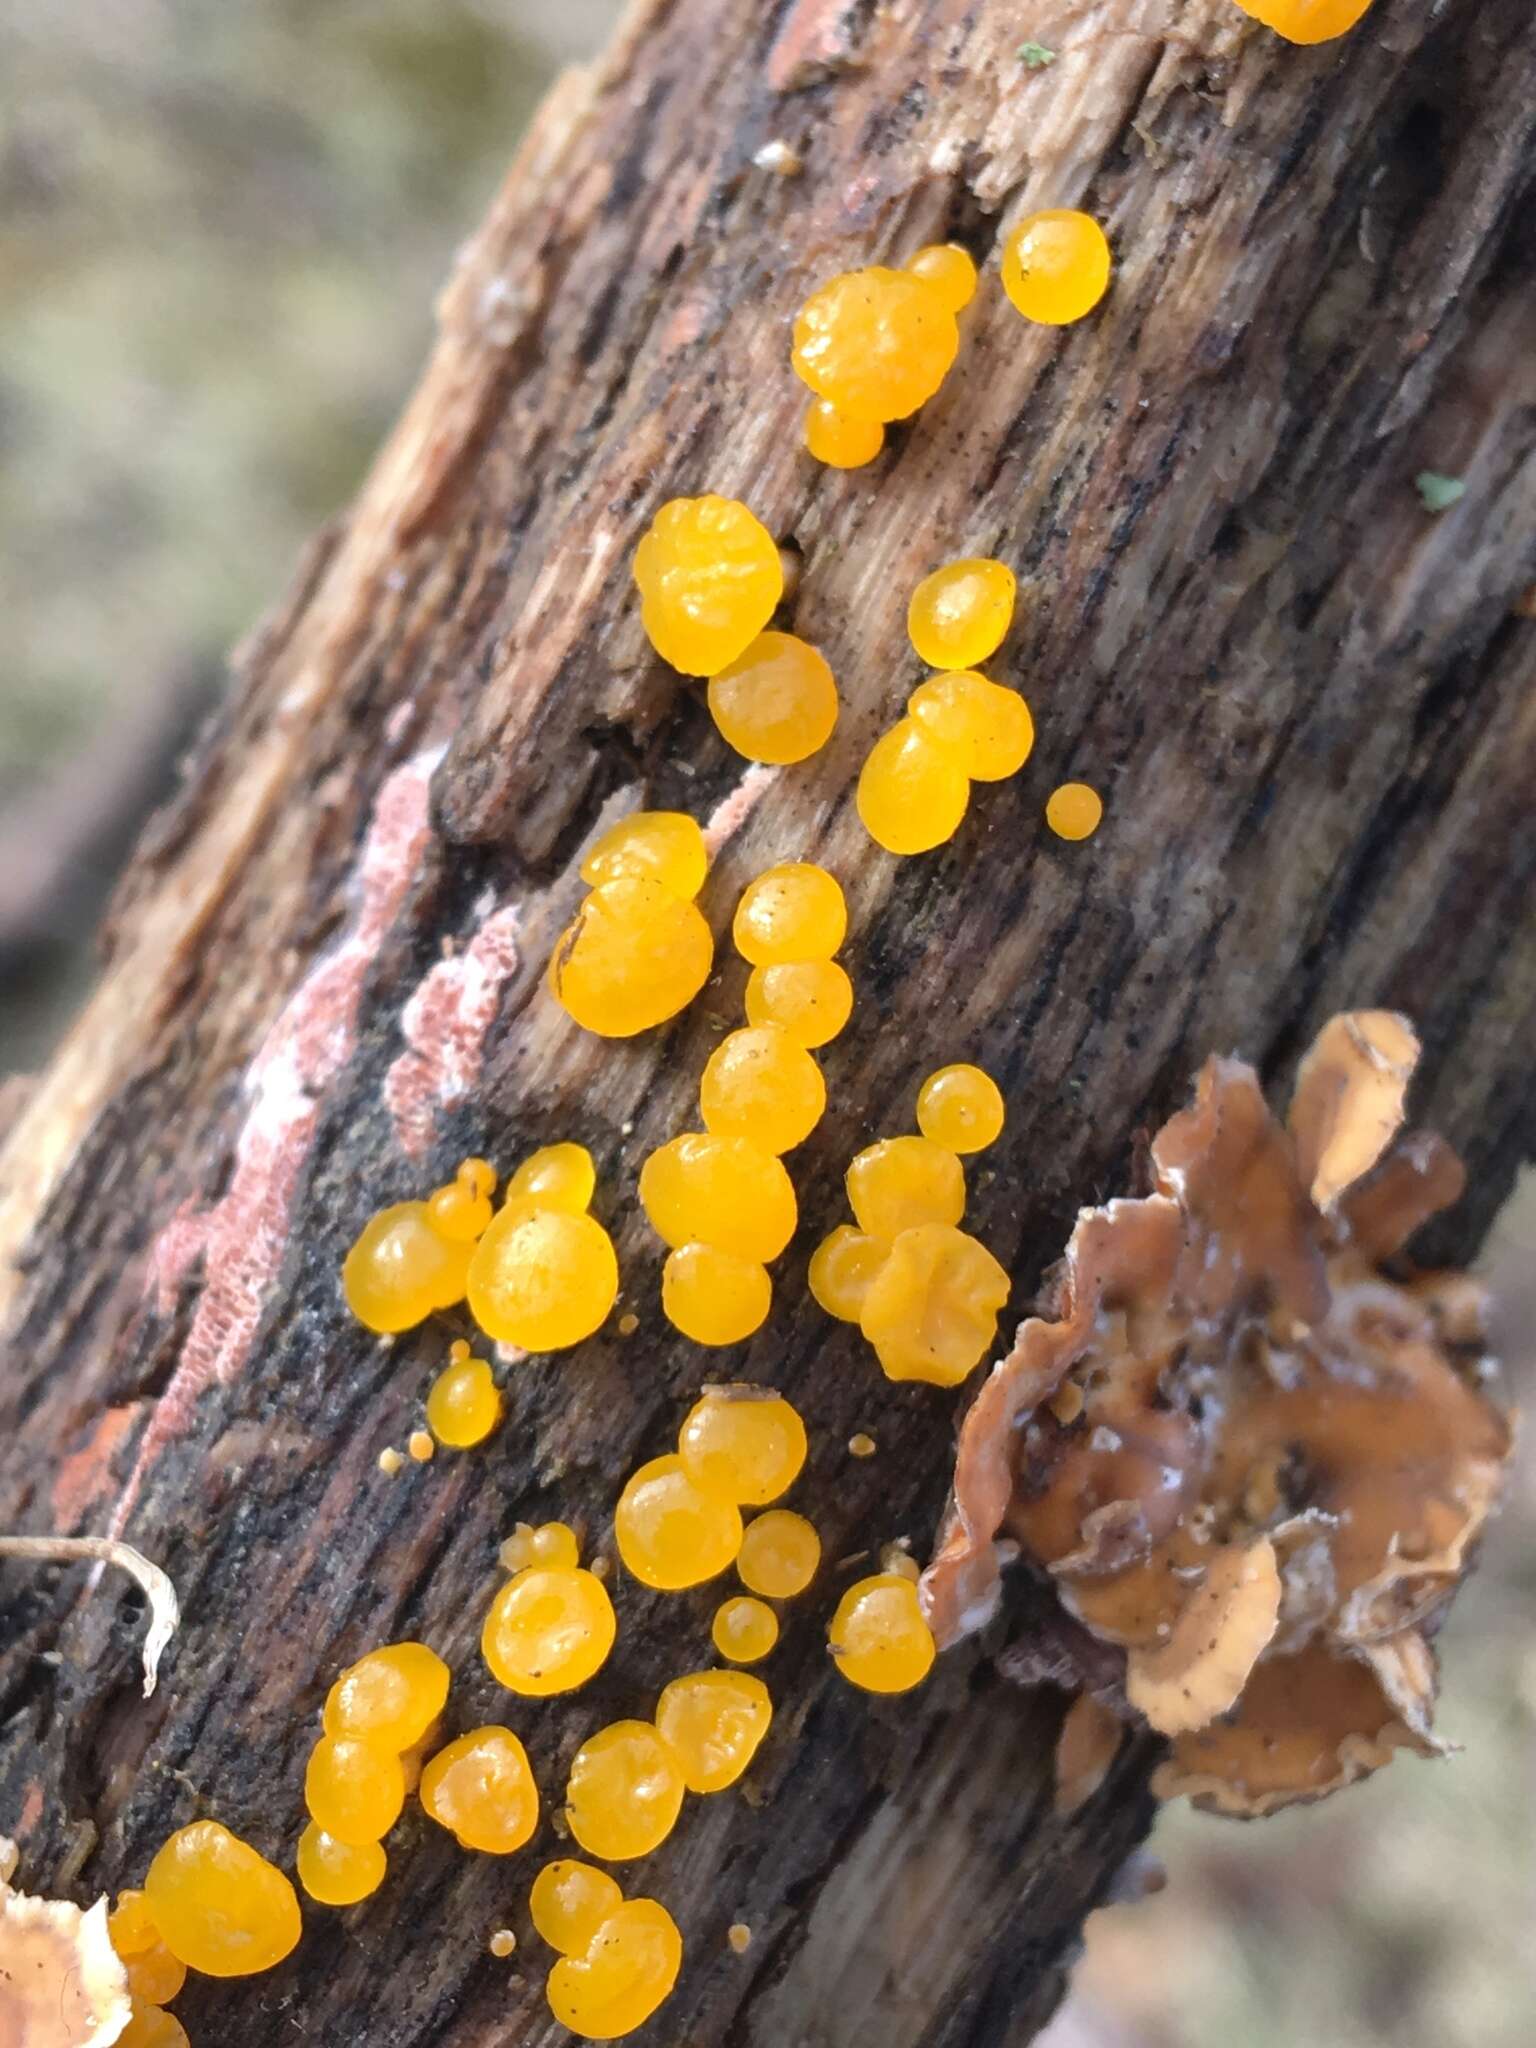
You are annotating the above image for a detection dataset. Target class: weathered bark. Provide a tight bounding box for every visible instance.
[2,0,1534,2042]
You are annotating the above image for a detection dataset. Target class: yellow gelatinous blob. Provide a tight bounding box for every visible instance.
[144,1821,302,1977]
[508,1142,598,1216]
[638,1133,797,1262]
[408,1428,435,1463]
[828,1573,937,1693]
[550,875,714,1039]
[501,1519,582,1575]
[107,1890,160,1957]
[907,673,1034,781]
[905,242,978,313]
[547,1898,684,2040]
[1233,0,1374,39]
[846,1135,965,1240]
[859,1221,1010,1386]
[530,1859,625,1954]
[427,1159,497,1243]
[711,1595,779,1664]
[1001,209,1111,326]
[700,1025,826,1154]
[342,1201,472,1334]
[614,1455,744,1589]
[304,1735,406,1846]
[420,1726,540,1854]
[295,1824,386,1907]
[808,1225,891,1323]
[737,1510,821,1599]
[856,718,970,855]
[467,1206,619,1351]
[1045,782,1104,841]
[108,1899,187,2008]
[633,495,783,677]
[849,1431,877,1458]
[482,1565,617,1696]
[653,1670,772,1793]
[118,2008,192,2048]
[565,1721,686,1861]
[662,1243,772,1346]
[707,631,839,765]
[732,862,847,966]
[792,267,959,424]
[803,399,885,470]
[907,560,1016,672]
[324,1641,450,1752]
[678,1389,807,1507]
[916,1064,1005,1154]
[744,958,853,1048]
[580,813,708,902]
[427,1352,501,1448]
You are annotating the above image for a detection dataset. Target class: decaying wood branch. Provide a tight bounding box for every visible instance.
[1,1,1534,2043]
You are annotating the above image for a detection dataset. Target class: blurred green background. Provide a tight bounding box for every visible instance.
[0,4,1529,2043]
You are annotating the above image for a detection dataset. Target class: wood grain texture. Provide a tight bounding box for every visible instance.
[2,0,1534,2042]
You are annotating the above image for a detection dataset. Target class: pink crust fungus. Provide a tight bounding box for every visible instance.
[922,1011,1511,1818]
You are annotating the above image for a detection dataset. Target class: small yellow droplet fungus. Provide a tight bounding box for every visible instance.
[792,267,959,424]
[508,1141,599,1216]
[828,1573,937,1694]
[915,1064,1005,1154]
[905,242,978,313]
[907,672,1034,781]
[304,1736,406,1847]
[661,1243,773,1346]
[1045,782,1104,841]
[530,1860,625,1954]
[546,1896,684,2040]
[653,1670,772,1793]
[579,813,708,902]
[1232,0,1375,41]
[420,1726,540,1854]
[613,1455,744,1589]
[678,1388,808,1506]
[699,1025,827,1155]
[324,1642,450,1753]
[856,717,970,855]
[143,1821,302,1977]
[468,1206,620,1351]
[564,1722,686,1861]
[731,863,847,966]
[1001,209,1112,326]
[859,1221,1009,1387]
[633,495,784,677]
[482,1565,617,1696]
[548,875,714,1039]
[712,1595,779,1663]
[295,1825,386,1908]
[907,560,1016,672]
[639,1134,797,1263]
[744,959,854,1048]
[707,631,839,765]
[808,1226,890,1324]
[845,1135,965,1241]
[737,1509,821,1599]
[803,398,885,470]
[342,1202,472,1335]
[427,1350,501,1448]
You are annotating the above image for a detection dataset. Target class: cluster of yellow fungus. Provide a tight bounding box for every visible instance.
[811,1064,1009,1386]
[707,629,840,764]
[426,1336,501,1447]
[532,1860,684,2039]
[1233,0,1375,41]
[550,812,715,1038]
[144,1821,301,1976]
[468,1142,618,1350]
[615,1387,807,1587]
[108,1888,188,2041]
[483,1522,617,1695]
[342,1156,495,1334]
[633,494,783,677]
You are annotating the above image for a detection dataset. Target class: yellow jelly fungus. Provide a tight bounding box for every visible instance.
[378,1446,404,1475]
[807,1225,890,1323]
[420,1726,540,1854]
[859,1221,1010,1386]
[846,1134,965,1240]
[530,1859,625,1954]
[1233,0,1374,39]
[1045,781,1104,841]
[427,1352,501,1448]
[579,812,708,902]
[907,559,1016,672]
[1001,209,1111,326]
[565,1721,686,1861]
[304,1735,406,1846]
[427,1158,497,1242]
[489,1929,517,1958]
[707,630,840,765]
[107,1890,161,1957]
[408,1428,435,1463]
[508,1141,598,1216]
[143,1821,302,1978]
[905,242,979,313]
[547,1897,684,2040]
[856,717,970,855]
[849,1431,877,1458]
[324,1641,450,1752]
[638,1133,797,1262]
[482,1565,617,1696]
[467,1205,619,1351]
[744,958,854,1048]
[792,267,959,424]
[501,1519,582,1575]
[108,1899,187,2007]
[803,398,885,470]
[915,1063,1006,1154]
[653,1670,772,1794]
[737,1510,821,1598]
[661,1243,772,1346]
[828,1573,937,1693]
[711,1595,779,1663]
[678,1389,808,1507]
[700,1024,827,1155]
[549,875,714,1038]
[633,495,784,677]
[732,862,847,966]
[118,2009,192,2048]
[295,1824,387,1907]
[341,1201,472,1334]
[907,672,1034,781]
[614,1454,744,1589]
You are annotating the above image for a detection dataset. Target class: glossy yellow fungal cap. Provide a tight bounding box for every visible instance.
[856,717,970,855]
[803,399,885,470]
[580,812,708,902]
[342,1201,472,1334]
[546,1897,684,2040]
[708,631,839,764]
[508,1141,598,1216]
[118,2008,192,2048]
[613,1454,744,1588]
[304,1735,406,1846]
[295,1825,386,1907]
[916,1064,1005,1154]
[323,1641,450,1752]
[700,1025,826,1155]
[737,1509,821,1598]
[638,1133,797,1262]
[744,958,854,1048]
[828,1573,937,1693]
[678,1389,808,1506]
[653,1670,773,1793]
[858,1221,1009,1386]
[808,1225,891,1323]
[549,875,714,1037]
[107,1891,160,1958]
[732,862,847,965]
[427,1158,496,1242]
[792,267,959,423]
[565,1721,686,1861]
[420,1726,540,1854]
[427,1353,501,1447]
[661,1243,772,1346]
[907,672,1034,781]
[1233,0,1374,39]
[1002,209,1111,326]
[482,1565,617,1696]
[467,1205,619,1351]
[501,1520,582,1575]
[1045,782,1104,841]
[845,1134,965,1240]
[712,1594,779,1663]
[530,1859,625,1954]
[143,1821,301,1977]
[107,1897,187,2007]
[907,560,1016,671]
[906,242,978,312]
[633,495,783,677]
